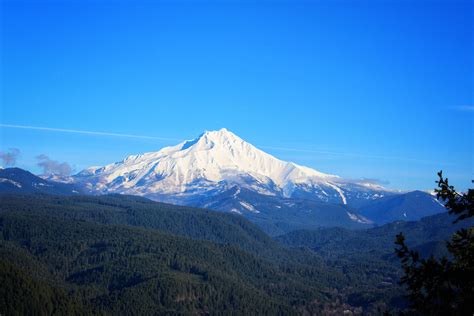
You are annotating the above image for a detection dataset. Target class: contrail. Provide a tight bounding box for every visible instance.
[0,123,443,164]
[0,124,182,141]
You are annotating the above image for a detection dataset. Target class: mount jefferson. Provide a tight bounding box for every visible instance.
[50,128,444,234]
[74,129,387,204]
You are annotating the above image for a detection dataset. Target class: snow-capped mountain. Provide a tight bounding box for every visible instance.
[74,128,388,206]
[63,128,445,234]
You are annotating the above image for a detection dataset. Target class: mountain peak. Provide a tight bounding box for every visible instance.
[179,128,242,152]
[210,127,230,134]
[71,129,386,207]
[200,128,241,143]
[200,127,232,136]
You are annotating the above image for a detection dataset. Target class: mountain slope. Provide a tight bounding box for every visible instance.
[73,128,390,207]
[0,211,301,314]
[64,129,399,229]
[0,193,369,314]
[356,190,446,224]
[0,168,83,195]
[274,211,473,310]
[276,211,469,256]
[191,187,373,236]
[0,194,281,258]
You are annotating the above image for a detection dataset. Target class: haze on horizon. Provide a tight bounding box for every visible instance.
[0,0,472,191]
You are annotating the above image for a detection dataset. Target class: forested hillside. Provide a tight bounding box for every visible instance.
[0,193,456,314]
[276,211,472,258]
[0,194,280,258]
[0,194,345,314]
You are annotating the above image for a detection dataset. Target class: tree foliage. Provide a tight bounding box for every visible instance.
[395,171,474,315]
[0,194,345,315]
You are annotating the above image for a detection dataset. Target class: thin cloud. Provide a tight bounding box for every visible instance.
[258,145,439,165]
[36,154,73,176]
[0,148,20,166]
[0,124,182,141]
[449,105,474,112]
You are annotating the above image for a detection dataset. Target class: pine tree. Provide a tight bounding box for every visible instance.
[395,171,474,315]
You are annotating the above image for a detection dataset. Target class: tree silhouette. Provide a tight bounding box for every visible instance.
[395,171,473,315]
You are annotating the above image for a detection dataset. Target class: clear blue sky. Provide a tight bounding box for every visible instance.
[1,0,472,191]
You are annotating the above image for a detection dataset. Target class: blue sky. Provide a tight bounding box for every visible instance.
[1,0,472,191]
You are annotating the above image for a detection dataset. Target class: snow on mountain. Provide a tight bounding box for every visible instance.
[23,128,446,232]
[0,167,84,195]
[72,128,389,207]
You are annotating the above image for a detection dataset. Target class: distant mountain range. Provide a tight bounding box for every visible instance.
[0,167,84,196]
[357,190,446,224]
[0,129,446,233]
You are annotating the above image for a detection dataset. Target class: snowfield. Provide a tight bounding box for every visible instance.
[72,128,391,207]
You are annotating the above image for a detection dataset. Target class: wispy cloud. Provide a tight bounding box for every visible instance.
[0,148,20,166]
[36,154,73,176]
[449,105,474,112]
[0,124,182,141]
